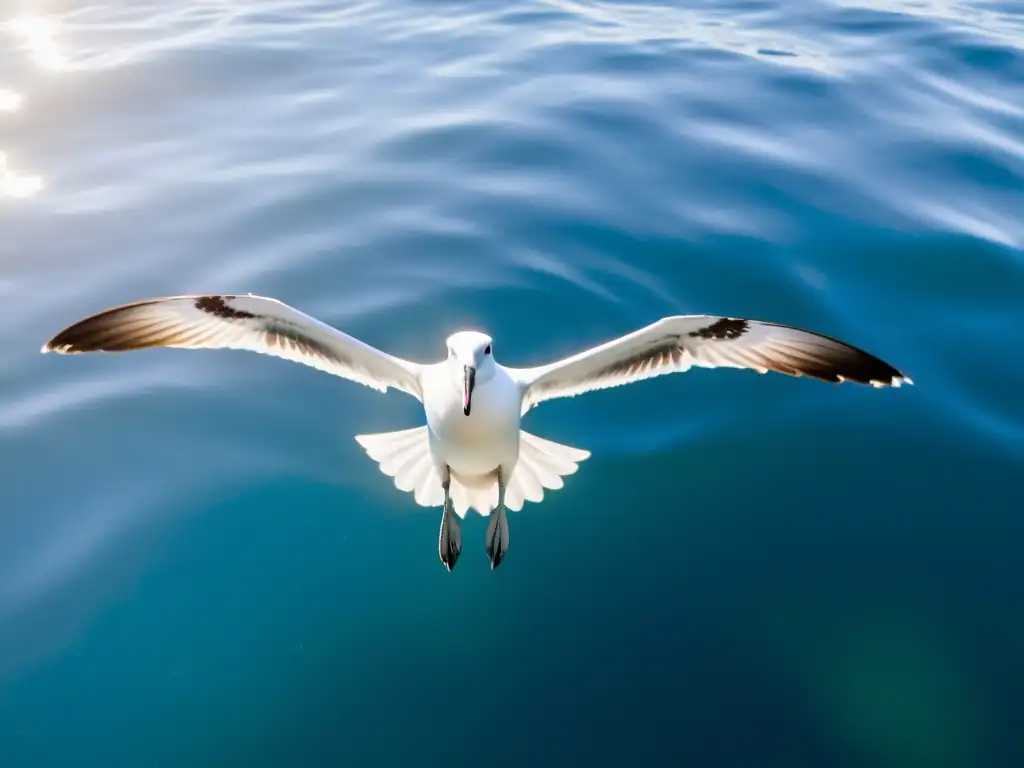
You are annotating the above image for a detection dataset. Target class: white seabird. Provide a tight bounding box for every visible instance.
[42,294,911,570]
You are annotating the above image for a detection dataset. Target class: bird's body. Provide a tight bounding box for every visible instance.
[421,354,521,484]
[42,293,912,570]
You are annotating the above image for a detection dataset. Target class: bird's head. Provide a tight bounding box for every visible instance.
[445,330,495,416]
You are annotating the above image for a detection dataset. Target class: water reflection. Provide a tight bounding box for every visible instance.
[540,0,838,73]
[835,0,1024,48]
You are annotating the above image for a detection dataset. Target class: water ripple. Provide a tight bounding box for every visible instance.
[1,1,1024,762]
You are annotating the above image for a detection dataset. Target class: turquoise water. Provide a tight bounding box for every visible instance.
[2,1,1023,765]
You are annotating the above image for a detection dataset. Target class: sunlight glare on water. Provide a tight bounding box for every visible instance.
[0,87,21,111]
[5,15,68,71]
[0,152,43,198]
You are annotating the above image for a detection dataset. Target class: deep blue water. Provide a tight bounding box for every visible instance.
[2,1,1024,765]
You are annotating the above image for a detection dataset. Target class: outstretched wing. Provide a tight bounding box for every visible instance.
[510,315,911,413]
[42,294,423,399]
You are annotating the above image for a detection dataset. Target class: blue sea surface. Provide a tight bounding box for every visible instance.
[2,1,1024,765]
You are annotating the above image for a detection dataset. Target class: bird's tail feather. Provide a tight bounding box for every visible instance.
[353,426,445,508]
[505,430,590,512]
[353,427,590,517]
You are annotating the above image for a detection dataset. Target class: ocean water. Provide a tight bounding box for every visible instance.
[2,0,1023,765]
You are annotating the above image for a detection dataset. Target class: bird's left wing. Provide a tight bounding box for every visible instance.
[509,315,911,413]
[42,294,423,400]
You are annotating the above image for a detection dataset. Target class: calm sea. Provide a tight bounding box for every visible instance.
[2,1,1023,766]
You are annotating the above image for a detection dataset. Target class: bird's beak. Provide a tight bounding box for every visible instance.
[463,365,476,416]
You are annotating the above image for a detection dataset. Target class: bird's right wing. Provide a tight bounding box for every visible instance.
[509,314,911,413]
[42,293,424,400]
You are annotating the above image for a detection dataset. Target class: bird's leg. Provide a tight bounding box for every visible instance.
[438,466,461,572]
[485,469,509,570]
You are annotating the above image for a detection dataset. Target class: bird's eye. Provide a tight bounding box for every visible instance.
[484,344,491,355]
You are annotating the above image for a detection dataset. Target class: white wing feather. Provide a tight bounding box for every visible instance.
[509,315,911,413]
[42,294,423,399]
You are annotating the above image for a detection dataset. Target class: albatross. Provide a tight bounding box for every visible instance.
[42,294,911,570]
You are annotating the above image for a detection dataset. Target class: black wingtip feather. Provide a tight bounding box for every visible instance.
[41,296,199,355]
[740,319,912,389]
